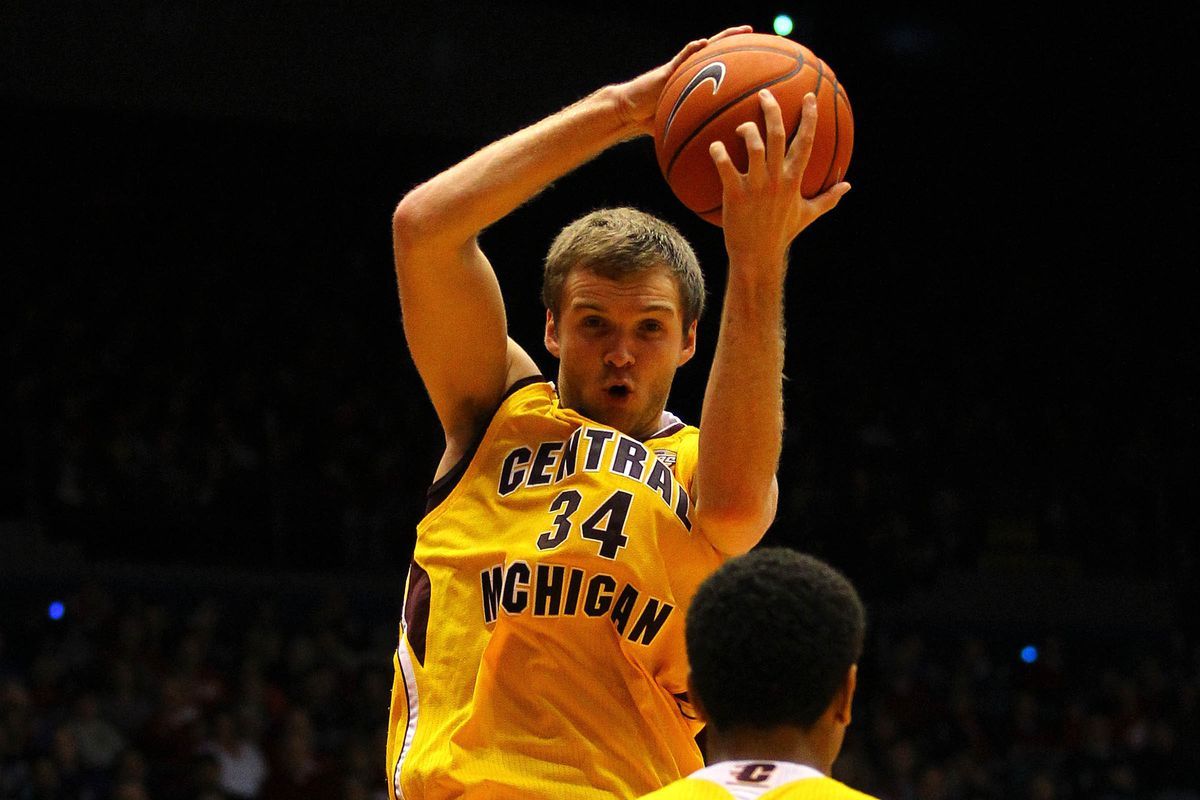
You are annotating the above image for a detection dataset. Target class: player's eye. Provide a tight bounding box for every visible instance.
[640,319,664,333]
[582,316,605,329]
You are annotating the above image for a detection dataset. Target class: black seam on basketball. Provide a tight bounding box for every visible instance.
[665,54,808,179]
[818,61,839,192]
[657,44,816,115]
[660,44,811,98]
[782,51,815,151]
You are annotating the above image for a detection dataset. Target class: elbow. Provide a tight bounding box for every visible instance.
[695,477,778,556]
[696,503,774,557]
[392,182,474,263]
[391,184,433,251]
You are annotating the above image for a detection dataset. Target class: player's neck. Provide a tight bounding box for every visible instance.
[705,725,831,775]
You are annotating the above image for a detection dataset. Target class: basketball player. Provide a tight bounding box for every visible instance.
[386,24,851,800]
[638,547,874,800]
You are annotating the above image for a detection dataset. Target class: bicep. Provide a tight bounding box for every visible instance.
[395,236,517,441]
[433,339,542,483]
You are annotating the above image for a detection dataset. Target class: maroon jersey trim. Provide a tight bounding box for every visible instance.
[425,375,547,513]
[652,421,687,439]
[403,561,432,666]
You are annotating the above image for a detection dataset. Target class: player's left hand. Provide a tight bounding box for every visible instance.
[711,90,850,269]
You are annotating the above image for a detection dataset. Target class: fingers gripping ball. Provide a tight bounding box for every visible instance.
[653,33,854,226]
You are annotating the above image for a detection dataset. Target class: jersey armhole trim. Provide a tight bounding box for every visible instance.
[424,374,547,513]
[651,421,687,439]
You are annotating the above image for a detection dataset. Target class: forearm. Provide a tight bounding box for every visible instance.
[695,259,786,551]
[391,88,638,443]
[693,86,850,553]
[394,85,641,247]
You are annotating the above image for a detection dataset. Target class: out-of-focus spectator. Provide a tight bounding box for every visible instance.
[111,778,151,800]
[259,709,337,800]
[64,692,125,772]
[48,725,103,800]
[111,748,150,796]
[29,754,62,800]
[186,750,226,800]
[101,661,153,740]
[200,708,268,800]
[1,724,32,798]
[143,675,202,763]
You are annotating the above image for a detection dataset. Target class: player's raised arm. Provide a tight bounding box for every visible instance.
[693,91,850,555]
[390,29,749,457]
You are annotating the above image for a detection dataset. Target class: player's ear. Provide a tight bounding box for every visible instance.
[545,308,562,358]
[686,671,710,723]
[677,318,698,366]
[832,664,857,727]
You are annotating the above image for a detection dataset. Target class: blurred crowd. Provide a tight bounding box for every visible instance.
[1,580,1196,800]
[841,629,1200,799]
[0,582,396,800]
[7,258,425,571]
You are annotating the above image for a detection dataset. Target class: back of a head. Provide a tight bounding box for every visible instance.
[686,547,866,731]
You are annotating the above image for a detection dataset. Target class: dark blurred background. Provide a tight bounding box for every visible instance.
[3,3,1197,799]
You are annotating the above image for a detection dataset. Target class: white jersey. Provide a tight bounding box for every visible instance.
[638,760,878,800]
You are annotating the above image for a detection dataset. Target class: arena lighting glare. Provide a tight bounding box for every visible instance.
[773,14,794,36]
[48,601,65,620]
[1021,645,1039,664]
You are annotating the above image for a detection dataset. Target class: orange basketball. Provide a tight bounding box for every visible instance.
[653,33,854,226]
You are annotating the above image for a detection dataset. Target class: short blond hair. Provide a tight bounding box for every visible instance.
[541,207,705,327]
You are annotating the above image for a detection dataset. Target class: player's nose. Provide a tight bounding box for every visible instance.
[603,334,635,368]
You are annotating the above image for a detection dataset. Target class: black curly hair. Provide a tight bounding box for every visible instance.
[686,547,866,730]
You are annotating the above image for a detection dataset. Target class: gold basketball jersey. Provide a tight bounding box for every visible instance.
[386,379,727,800]
[638,761,879,800]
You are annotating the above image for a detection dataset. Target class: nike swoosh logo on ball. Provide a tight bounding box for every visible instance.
[663,62,726,140]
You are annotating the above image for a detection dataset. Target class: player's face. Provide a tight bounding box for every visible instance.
[545,265,697,440]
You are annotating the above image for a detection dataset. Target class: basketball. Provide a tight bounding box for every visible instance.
[653,33,854,226]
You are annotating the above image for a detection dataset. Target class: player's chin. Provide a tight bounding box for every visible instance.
[618,410,661,439]
[586,394,640,432]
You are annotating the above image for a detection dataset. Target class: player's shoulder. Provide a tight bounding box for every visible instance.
[643,761,879,800]
[789,777,878,800]
[762,775,879,800]
[494,375,555,416]
[637,776,735,800]
[639,777,877,800]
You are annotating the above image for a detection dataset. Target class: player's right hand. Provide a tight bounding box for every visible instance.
[710,90,850,269]
[612,25,753,135]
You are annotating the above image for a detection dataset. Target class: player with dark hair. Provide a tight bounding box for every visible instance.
[639,547,873,799]
[385,24,851,800]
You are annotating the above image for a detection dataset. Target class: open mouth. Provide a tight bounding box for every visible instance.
[606,384,631,399]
